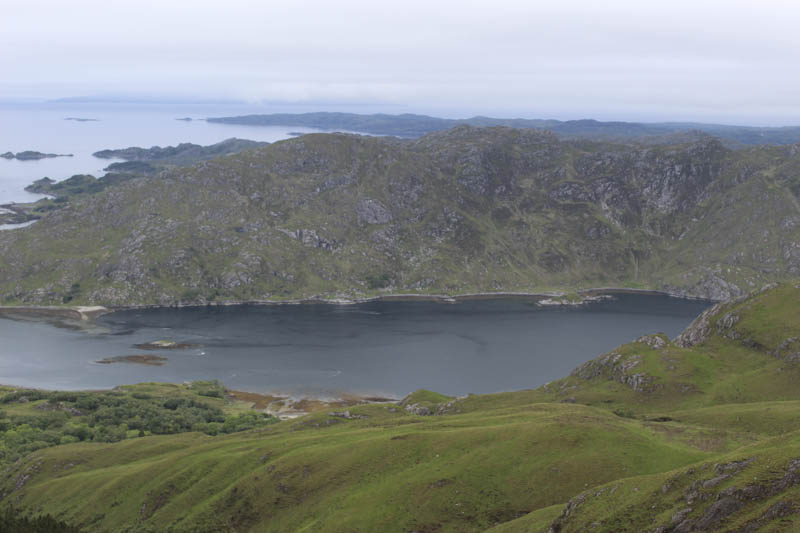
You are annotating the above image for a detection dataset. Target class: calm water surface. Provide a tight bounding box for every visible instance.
[0,295,709,398]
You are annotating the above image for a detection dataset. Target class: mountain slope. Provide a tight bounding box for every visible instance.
[0,127,799,306]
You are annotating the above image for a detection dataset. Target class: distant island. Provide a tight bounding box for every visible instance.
[175,117,193,121]
[64,117,98,122]
[207,111,800,146]
[0,151,73,160]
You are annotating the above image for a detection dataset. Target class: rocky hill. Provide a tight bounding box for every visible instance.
[0,126,799,306]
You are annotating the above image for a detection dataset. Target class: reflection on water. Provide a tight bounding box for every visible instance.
[0,294,710,398]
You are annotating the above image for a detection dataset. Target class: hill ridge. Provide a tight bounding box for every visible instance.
[1,128,799,306]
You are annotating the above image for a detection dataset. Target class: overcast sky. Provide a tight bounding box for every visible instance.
[2,0,799,124]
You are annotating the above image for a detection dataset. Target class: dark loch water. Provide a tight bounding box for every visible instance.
[0,294,709,398]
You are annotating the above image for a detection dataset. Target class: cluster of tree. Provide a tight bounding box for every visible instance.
[0,506,80,532]
[0,382,276,465]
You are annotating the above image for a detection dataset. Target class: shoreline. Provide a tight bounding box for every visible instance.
[0,305,112,322]
[104,286,716,311]
[0,288,716,321]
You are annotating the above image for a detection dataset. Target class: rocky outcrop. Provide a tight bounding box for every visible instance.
[773,337,800,362]
[549,455,800,533]
[675,283,784,348]
[670,457,800,533]
[278,228,337,250]
[571,352,659,393]
[356,199,392,224]
[636,334,669,349]
[675,303,725,347]
[666,271,745,301]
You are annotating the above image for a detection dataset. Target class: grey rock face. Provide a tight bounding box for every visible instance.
[773,337,800,362]
[716,312,741,340]
[318,174,356,192]
[278,228,336,250]
[668,271,745,301]
[783,241,800,274]
[403,403,432,416]
[571,352,657,392]
[675,303,723,347]
[548,181,591,203]
[357,199,392,224]
[636,334,668,349]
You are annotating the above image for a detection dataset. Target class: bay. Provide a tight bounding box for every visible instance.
[0,294,710,398]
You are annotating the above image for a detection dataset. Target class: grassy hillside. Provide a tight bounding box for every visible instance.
[0,127,799,306]
[2,283,800,531]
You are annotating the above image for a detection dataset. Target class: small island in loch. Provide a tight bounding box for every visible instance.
[1,151,73,160]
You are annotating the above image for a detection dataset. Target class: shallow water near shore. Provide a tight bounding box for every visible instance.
[0,294,710,398]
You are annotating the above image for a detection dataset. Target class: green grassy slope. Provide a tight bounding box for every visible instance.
[2,283,800,531]
[1,403,720,532]
[507,430,800,532]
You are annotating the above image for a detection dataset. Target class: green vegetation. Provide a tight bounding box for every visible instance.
[0,506,80,532]
[2,283,800,531]
[0,381,276,467]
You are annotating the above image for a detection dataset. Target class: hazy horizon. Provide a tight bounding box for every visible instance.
[3,0,800,126]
